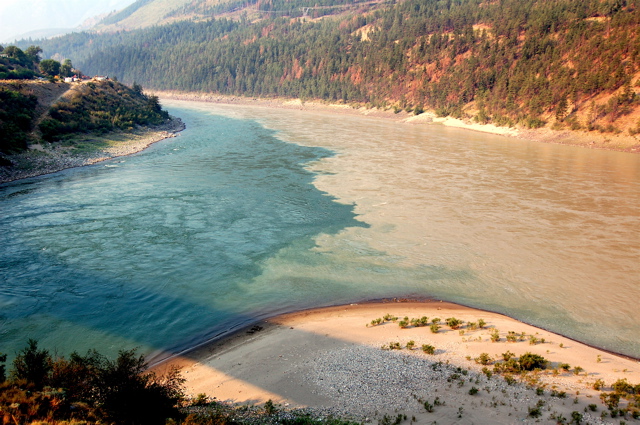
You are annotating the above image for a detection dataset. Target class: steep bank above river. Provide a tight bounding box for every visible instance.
[0,79,184,183]
[0,117,184,184]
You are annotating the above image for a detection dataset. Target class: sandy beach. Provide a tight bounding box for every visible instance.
[156,301,640,424]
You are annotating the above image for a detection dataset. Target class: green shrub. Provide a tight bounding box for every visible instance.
[612,378,634,394]
[502,351,515,361]
[192,393,209,406]
[571,411,583,424]
[494,358,521,374]
[435,106,449,117]
[551,413,567,423]
[11,339,52,390]
[92,349,184,424]
[0,88,38,153]
[528,335,541,345]
[264,399,277,415]
[475,353,492,365]
[430,323,440,333]
[526,117,546,128]
[490,329,500,342]
[563,116,583,130]
[445,317,463,329]
[478,319,486,328]
[518,353,547,371]
[411,316,429,327]
[0,353,6,383]
[422,344,435,355]
[481,367,492,379]
[528,406,542,417]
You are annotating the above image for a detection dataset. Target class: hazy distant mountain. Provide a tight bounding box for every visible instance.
[0,0,137,43]
[92,0,200,32]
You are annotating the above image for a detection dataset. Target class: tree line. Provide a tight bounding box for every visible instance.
[0,340,358,425]
[0,44,76,80]
[21,0,640,131]
[0,340,183,425]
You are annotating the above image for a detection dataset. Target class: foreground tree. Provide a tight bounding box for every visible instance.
[2,340,185,425]
[24,45,42,65]
[94,349,185,425]
[39,58,61,76]
[60,59,74,77]
[11,339,52,390]
[0,353,6,383]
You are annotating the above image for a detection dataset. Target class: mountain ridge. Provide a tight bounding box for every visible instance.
[0,0,136,43]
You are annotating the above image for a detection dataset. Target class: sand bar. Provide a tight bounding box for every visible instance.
[156,300,640,424]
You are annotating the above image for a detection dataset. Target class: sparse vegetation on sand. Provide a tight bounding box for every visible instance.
[365,311,640,420]
[8,305,629,424]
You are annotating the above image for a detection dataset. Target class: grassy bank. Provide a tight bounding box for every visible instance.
[0,116,184,184]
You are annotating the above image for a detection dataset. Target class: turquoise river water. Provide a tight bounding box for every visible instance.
[1,100,639,362]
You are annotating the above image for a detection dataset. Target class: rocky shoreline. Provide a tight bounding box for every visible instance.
[0,117,185,184]
[157,91,640,154]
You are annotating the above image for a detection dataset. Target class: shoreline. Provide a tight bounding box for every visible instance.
[3,89,636,185]
[0,116,185,184]
[154,297,640,367]
[154,90,640,154]
[156,300,640,423]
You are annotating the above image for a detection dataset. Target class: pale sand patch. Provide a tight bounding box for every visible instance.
[426,115,520,137]
[155,301,639,424]
[283,99,304,107]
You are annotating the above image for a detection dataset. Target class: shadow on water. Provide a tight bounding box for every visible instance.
[0,111,372,363]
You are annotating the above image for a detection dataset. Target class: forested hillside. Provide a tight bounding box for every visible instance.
[29,0,640,135]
